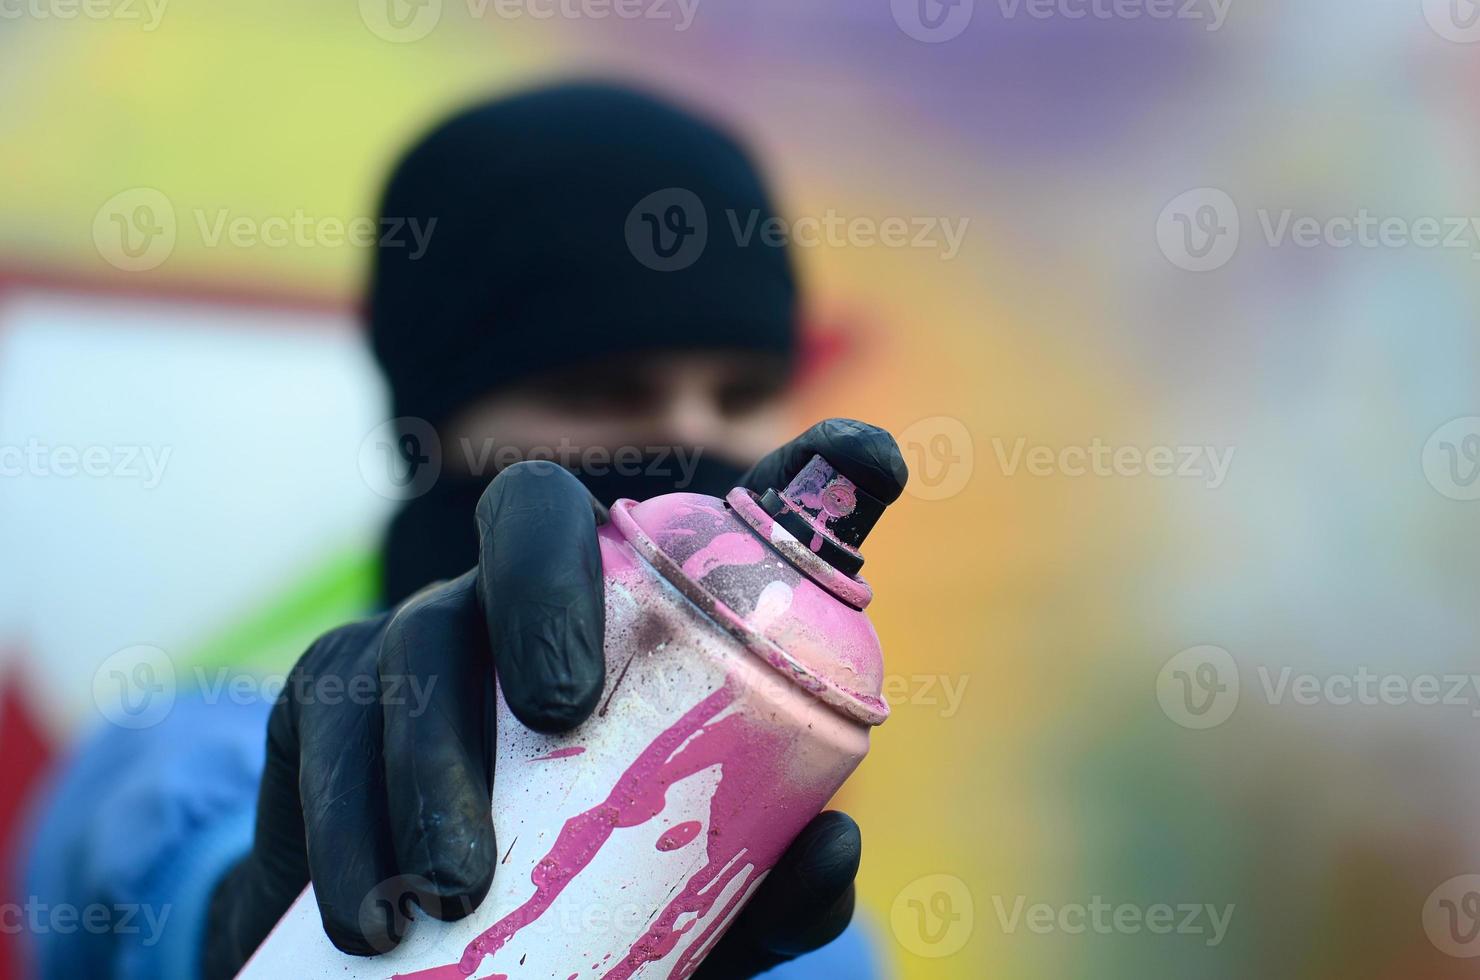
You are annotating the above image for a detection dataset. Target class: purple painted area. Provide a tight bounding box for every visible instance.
[604,1,1213,158]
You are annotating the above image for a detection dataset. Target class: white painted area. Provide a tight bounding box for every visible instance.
[0,286,393,738]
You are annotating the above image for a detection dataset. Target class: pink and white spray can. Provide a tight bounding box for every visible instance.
[240,454,893,979]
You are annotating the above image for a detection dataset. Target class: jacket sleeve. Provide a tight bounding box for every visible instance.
[758,918,884,980]
[21,695,270,980]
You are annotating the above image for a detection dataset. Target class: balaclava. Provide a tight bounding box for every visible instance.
[369,82,798,606]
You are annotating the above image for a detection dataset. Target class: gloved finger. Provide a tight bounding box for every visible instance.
[292,631,403,955]
[202,692,313,979]
[476,460,606,734]
[739,418,908,503]
[696,810,861,979]
[379,571,497,923]
[203,616,392,978]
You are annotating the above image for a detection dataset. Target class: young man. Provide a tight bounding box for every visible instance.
[25,83,906,979]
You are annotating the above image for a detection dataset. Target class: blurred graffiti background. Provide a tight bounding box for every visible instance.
[4,1,1480,977]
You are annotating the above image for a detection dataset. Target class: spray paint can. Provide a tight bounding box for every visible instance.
[240,454,893,979]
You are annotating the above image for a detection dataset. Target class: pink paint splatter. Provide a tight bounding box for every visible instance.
[679,532,765,580]
[391,967,485,980]
[456,688,736,976]
[391,683,822,980]
[655,821,702,852]
[819,481,856,519]
[529,746,587,762]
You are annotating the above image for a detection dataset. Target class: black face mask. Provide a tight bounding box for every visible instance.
[379,450,748,608]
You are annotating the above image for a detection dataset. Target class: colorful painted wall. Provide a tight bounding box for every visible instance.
[5,2,1480,977]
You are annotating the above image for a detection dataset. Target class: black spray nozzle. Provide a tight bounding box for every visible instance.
[758,455,888,577]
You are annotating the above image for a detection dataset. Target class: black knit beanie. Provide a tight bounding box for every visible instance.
[368,82,798,432]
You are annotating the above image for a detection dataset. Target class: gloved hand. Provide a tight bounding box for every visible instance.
[203,419,908,980]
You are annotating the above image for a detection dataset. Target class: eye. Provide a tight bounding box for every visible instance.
[537,370,658,415]
[718,377,785,417]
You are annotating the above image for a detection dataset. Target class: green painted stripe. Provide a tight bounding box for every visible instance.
[182,546,380,678]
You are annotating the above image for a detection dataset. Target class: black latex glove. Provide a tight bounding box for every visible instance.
[202,418,907,980]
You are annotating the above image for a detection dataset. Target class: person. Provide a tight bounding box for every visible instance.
[22,83,906,979]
